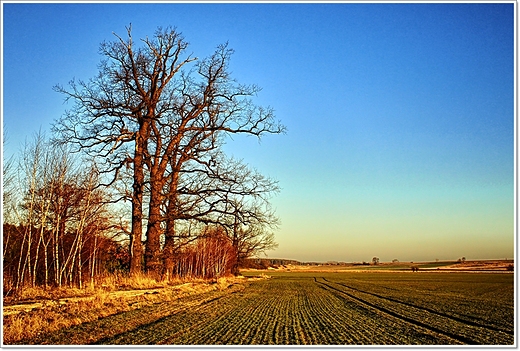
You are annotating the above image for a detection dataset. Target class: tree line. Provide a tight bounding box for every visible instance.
[3,25,285,293]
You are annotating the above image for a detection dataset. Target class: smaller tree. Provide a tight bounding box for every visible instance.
[372,257,379,265]
[457,257,466,264]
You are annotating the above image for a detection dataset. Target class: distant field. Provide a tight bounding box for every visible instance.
[15,270,514,345]
[254,259,514,272]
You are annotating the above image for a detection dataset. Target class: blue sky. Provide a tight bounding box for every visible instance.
[2,2,515,262]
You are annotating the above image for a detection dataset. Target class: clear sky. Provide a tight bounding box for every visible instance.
[2,2,515,263]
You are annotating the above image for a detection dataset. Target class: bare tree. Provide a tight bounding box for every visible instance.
[54,25,285,277]
[159,153,280,278]
[140,42,284,276]
[3,131,17,267]
[14,132,46,288]
[54,26,194,274]
[3,130,122,291]
[173,226,234,279]
[226,200,279,276]
[2,130,16,226]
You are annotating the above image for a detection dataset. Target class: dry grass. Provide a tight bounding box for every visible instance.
[3,275,243,344]
[4,290,127,344]
[93,272,170,291]
[5,285,90,304]
[4,273,169,304]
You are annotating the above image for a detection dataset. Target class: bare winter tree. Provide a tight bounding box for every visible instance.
[54,26,196,274]
[217,188,279,276]
[139,43,284,276]
[161,154,280,277]
[3,131,119,291]
[3,131,18,274]
[2,131,16,225]
[54,25,285,276]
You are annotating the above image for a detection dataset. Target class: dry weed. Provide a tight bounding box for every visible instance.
[4,285,92,304]
[3,276,244,344]
[3,289,129,344]
[92,272,170,291]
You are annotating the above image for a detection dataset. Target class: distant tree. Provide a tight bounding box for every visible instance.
[372,257,379,265]
[173,226,234,279]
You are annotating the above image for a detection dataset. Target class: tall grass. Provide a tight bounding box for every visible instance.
[4,272,169,303]
[3,274,239,344]
[4,289,131,344]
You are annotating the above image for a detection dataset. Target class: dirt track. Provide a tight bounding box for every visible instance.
[3,287,166,316]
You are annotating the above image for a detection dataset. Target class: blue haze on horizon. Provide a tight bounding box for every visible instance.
[2,2,515,262]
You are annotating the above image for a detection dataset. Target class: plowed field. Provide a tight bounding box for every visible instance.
[16,272,514,345]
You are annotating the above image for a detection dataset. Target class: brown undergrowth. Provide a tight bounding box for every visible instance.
[3,274,245,344]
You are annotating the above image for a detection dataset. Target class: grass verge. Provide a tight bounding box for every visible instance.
[3,275,242,344]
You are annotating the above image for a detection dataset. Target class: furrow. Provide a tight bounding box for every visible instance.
[317,279,476,345]
[325,277,514,336]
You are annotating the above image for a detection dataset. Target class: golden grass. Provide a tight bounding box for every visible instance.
[5,285,90,303]
[3,275,242,344]
[94,271,170,291]
[4,273,170,303]
[4,290,122,344]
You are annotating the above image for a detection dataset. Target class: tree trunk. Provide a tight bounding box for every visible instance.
[144,179,164,277]
[16,229,28,290]
[90,234,98,288]
[163,175,179,280]
[162,228,176,281]
[231,218,240,276]
[43,242,49,288]
[129,128,146,275]
[32,233,43,287]
[53,216,61,286]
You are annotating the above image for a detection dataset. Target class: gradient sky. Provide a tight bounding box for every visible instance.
[2,2,515,262]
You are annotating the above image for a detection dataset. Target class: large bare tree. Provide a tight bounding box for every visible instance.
[140,42,284,276]
[54,26,285,276]
[54,26,195,274]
